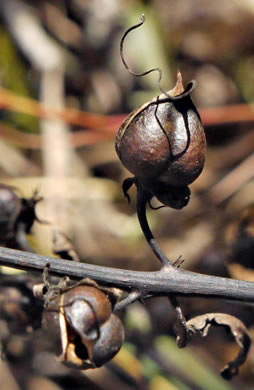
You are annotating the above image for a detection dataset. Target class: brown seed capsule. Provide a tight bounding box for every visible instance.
[92,314,124,367]
[63,285,112,340]
[42,283,124,369]
[116,72,206,209]
[0,184,21,240]
[0,184,43,251]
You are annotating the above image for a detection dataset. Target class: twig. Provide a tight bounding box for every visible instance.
[1,247,254,303]
[136,184,172,267]
[114,290,142,311]
[169,295,189,347]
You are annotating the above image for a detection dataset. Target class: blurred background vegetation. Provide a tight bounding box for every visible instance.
[0,0,254,389]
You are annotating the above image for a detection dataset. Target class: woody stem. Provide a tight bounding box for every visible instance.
[136,182,172,267]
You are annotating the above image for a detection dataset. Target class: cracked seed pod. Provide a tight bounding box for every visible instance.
[42,284,124,369]
[0,184,43,251]
[116,72,206,209]
[0,184,21,240]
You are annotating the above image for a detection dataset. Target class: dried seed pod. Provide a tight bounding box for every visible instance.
[0,184,43,250]
[92,314,124,367]
[63,286,112,339]
[116,73,206,209]
[42,283,124,369]
[0,184,21,240]
[116,16,206,209]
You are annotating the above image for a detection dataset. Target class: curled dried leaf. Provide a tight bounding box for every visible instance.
[178,313,251,380]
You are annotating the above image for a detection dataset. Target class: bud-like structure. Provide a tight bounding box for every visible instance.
[116,72,206,209]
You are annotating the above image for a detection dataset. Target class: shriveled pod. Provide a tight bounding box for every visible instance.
[42,282,124,369]
[115,16,206,209]
[0,184,43,251]
[0,184,21,240]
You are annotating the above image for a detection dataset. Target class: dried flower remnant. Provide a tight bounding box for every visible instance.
[39,277,124,369]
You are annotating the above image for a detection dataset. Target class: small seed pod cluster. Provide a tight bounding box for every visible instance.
[42,279,124,369]
[116,72,206,209]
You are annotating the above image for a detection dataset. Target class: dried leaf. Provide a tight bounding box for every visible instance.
[184,313,251,380]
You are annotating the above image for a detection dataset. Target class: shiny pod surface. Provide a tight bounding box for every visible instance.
[116,93,206,188]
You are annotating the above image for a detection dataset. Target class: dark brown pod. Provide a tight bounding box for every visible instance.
[0,184,43,251]
[92,314,124,367]
[116,73,206,209]
[63,285,112,342]
[42,295,63,356]
[0,184,21,240]
[42,283,124,369]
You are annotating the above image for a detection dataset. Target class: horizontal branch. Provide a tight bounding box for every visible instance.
[1,247,254,304]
